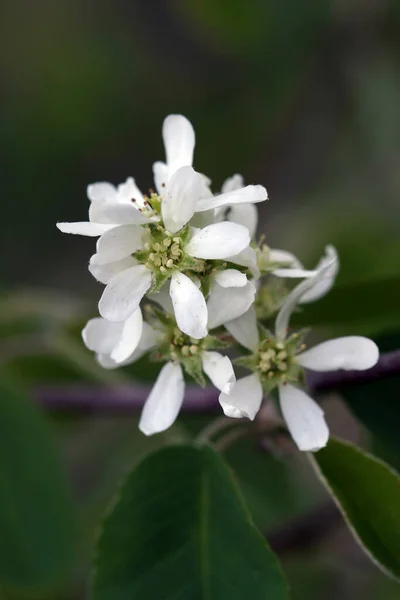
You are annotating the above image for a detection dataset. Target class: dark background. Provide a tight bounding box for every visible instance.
[3,0,400,294]
[1,1,400,598]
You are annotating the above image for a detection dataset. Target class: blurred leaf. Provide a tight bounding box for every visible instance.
[223,437,321,531]
[93,445,289,600]
[0,376,76,587]
[310,437,400,581]
[340,332,400,460]
[292,276,400,332]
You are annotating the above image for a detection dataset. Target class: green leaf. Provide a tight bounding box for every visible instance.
[292,276,400,333]
[93,445,289,600]
[310,437,400,581]
[0,376,76,586]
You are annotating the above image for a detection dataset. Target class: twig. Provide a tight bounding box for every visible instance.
[33,349,400,414]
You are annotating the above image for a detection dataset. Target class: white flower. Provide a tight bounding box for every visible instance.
[220,259,379,452]
[90,168,253,338]
[59,170,267,340]
[83,306,236,436]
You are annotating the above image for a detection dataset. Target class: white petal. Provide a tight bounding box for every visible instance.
[269,249,314,278]
[221,174,244,193]
[99,264,152,322]
[96,322,159,369]
[153,161,168,195]
[299,277,334,304]
[300,245,339,304]
[95,225,143,264]
[89,201,114,224]
[214,269,247,288]
[162,114,195,176]
[269,249,304,269]
[82,318,123,354]
[89,254,138,284]
[207,281,256,329]
[225,306,259,351]
[196,184,267,213]
[139,362,185,435]
[96,353,126,369]
[219,374,263,420]
[227,203,258,238]
[99,322,161,369]
[169,272,208,339]
[97,202,151,225]
[87,182,118,203]
[139,320,163,351]
[228,246,260,279]
[275,256,338,341]
[279,384,329,452]
[56,222,113,236]
[110,308,143,363]
[202,351,235,394]
[161,166,207,234]
[185,222,250,259]
[296,336,379,372]
[272,268,317,278]
[117,177,145,206]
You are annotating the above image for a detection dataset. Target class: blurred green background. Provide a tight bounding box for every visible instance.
[1,0,400,598]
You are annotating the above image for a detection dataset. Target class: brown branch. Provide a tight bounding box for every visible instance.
[34,349,400,414]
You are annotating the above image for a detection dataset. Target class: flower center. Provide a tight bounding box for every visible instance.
[255,334,304,389]
[168,327,205,362]
[135,224,184,275]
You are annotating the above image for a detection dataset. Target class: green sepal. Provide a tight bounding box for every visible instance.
[149,271,170,293]
[257,324,273,344]
[286,328,310,353]
[133,249,148,263]
[200,274,212,298]
[175,224,191,243]
[182,356,206,387]
[234,355,257,371]
[180,255,206,273]
[204,334,231,350]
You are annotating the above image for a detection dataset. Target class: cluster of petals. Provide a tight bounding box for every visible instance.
[56,113,377,450]
[57,114,267,340]
[220,260,379,452]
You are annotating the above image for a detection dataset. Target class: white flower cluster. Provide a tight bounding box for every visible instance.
[57,115,379,452]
